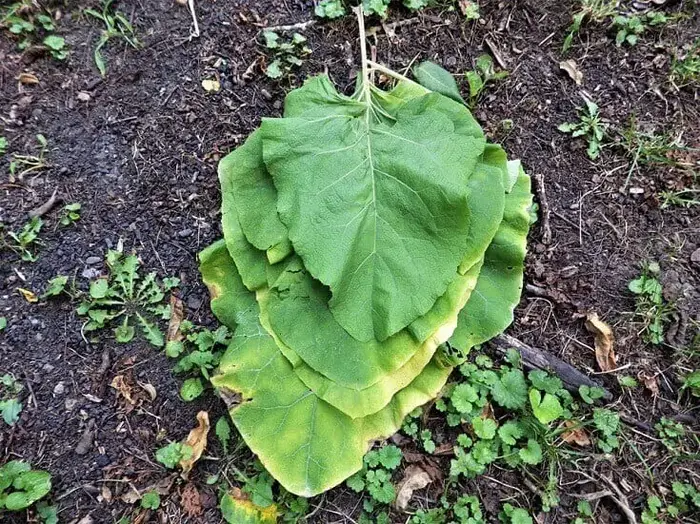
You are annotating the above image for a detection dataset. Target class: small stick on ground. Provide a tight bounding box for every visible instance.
[28,188,59,218]
[187,0,200,40]
[263,20,316,33]
[492,334,613,400]
[532,173,552,244]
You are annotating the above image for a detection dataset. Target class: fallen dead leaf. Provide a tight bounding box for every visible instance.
[100,484,113,503]
[111,375,136,405]
[18,72,39,84]
[121,474,177,504]
[138,381,157,402]
[585,312,617,372]
[559,59,583,85]
[394,466,432,511]
[17,288,38,303]
[201,78,220,92]
[181,483,203,517]
[167,295,185,344]
[180,411,210,478]
[561,421,591,447]
[481,402,496,421]
[638,371,659,396]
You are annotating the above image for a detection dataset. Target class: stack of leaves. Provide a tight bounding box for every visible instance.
[199,10,534,498]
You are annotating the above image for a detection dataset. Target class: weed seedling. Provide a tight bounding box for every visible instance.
[655,417,686,453]
[46,244,179,346]
[558,100,606,160]
[659,189,700,209]
[612,12,670,47]
[465,54,508,108]
[262,31,311,80]
[1,1,67,59]
[562,0,619,53]
[84,0,140,76]
[670,38,700,88]
[59,203,81,226]
[499,503,533,524]
[0,373,23,426]
[346,444,402,522]
[628,262,672,345]
[1,216,43,262]
[315,0,346,18]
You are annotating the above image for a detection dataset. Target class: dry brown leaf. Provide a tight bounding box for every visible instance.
[138,381,157,402]
[585,312,617,372]
[18,72,39,84]
[181,483,203,517]
[17,288,38,303]
[559,60,583,85]
[180,411,210,478]
[561,421,591,447]
[394,466,432,511]
[121,474,177,504]
[638,371,659,396]
[481,402,496,421]
[166,295,185,344]
[111,375,136,405]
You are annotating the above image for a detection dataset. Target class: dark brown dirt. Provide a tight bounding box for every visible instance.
[1,0,698,522]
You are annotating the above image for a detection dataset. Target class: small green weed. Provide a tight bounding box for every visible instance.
[166,321,231,401]
[155,441,193,469]
[44,244,179,347]
[315,0,346,18]
[1,1,67,60]
[262,31,311,80]
[641,482,700,524]
[562,0,619,53]
[59,203,81,226]
[655,417,687,453]
[0,136,7,155]
[0,373,23,426]
[659,189,700,209]
[573,500,594,524]
[612,12,670,47]
[670,38,700,88]
[346,444,402,522]
[1,216,43,262]
[0,460,52,512]
[84,0,140,76]
[465,54,508,108]
[140,491,161,510]
[628,262,672,345]
[680,370,700,398]
[498,503,533,524]
[558,100,606,160]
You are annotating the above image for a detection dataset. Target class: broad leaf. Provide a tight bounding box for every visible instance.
[450,160,533,353]
[263,83,487,341]
[413,61,465,104]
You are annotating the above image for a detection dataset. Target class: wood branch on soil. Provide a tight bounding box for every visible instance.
[492,334,613,400]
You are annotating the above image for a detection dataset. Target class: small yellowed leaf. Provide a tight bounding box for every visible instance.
[180,411,210,478]
[17,288,38,303]
[395,465,432,511]
[18,72,40,84]
[559,60,583,85]
[585,312,616,372]
[201,78,220,92]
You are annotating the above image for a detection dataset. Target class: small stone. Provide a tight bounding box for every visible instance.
[53,382,66,395]
[82,268,101,279]
[42,363,55,373]
[178,228,193,238]
[629,187,644,194]
[95,454,111,467]
[691,248,700,266]
[85,256,101,265]
[77,91,91,102]
[65,398,78,410]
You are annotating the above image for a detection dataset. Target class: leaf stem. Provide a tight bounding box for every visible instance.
[353,5,371,100]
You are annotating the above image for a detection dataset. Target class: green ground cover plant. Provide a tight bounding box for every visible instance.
[199,7,534,497]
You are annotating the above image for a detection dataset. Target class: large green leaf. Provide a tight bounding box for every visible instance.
[218,130,292,264]
[262,86,488,342]
[449,161,533,353]
[211,317,451,497]
[259,258,483,418]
